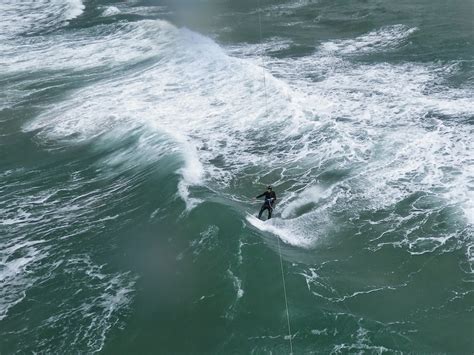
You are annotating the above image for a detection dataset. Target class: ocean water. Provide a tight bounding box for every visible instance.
[1,0,473,353]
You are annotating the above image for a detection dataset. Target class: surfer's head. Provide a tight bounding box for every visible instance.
[267,186,272,191]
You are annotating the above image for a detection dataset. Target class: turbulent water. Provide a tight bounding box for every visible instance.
[1,0,473,353]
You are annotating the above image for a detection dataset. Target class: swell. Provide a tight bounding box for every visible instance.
[17,20,474,253]
[1,4,473,353]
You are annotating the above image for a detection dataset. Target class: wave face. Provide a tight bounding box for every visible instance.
[1,0,473,353]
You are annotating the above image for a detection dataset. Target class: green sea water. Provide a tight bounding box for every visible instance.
[1,0,473,353]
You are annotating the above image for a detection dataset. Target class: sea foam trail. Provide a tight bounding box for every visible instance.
[22,20,474,250]
[0,163,138,352]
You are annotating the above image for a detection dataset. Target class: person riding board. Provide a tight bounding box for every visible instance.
[256,186,277,220]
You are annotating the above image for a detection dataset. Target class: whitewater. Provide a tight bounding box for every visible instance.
[1,0,473,353]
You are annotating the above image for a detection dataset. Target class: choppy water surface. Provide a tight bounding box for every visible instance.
[1,0,473,353]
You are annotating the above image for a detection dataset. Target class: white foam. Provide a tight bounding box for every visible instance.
[0,165,140,328]
[1,20,172,74]
[177,139,205,210]
[38,255,137,352]
[246,214,316,248]
[281,186,324,218]
[63,0,84,20]
[0,0,84,39]
[311,328,328,336]
[102,6,121,17]
[105,4,170,17]
[227,268,244,299]
[0,240,46,320]
[320,25,418,55]
[264,0,317,15]
[226,268,244,319]
[190,225,219,258]
[20,19,474,249]
[22,20,296,208]
[332,326,392,354]
[467,244,474,274]
[226,37,293,58]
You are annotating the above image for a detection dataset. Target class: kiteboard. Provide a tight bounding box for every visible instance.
[245,212,281,235]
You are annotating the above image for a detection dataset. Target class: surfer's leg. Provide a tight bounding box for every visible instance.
[268,207,272,219]
[258,204,266,219]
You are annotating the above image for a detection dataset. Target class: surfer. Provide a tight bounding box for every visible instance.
[256,186,277,220]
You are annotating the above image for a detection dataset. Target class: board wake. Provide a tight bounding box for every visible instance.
[245,212,285,238]
[245,212,268,230]
[245,213,305,247]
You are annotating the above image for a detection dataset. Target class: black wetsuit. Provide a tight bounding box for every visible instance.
[256,190,277,219]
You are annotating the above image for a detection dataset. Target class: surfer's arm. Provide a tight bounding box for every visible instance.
[256,192,265,199]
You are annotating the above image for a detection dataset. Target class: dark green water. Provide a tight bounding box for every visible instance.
[1,0,473,353]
